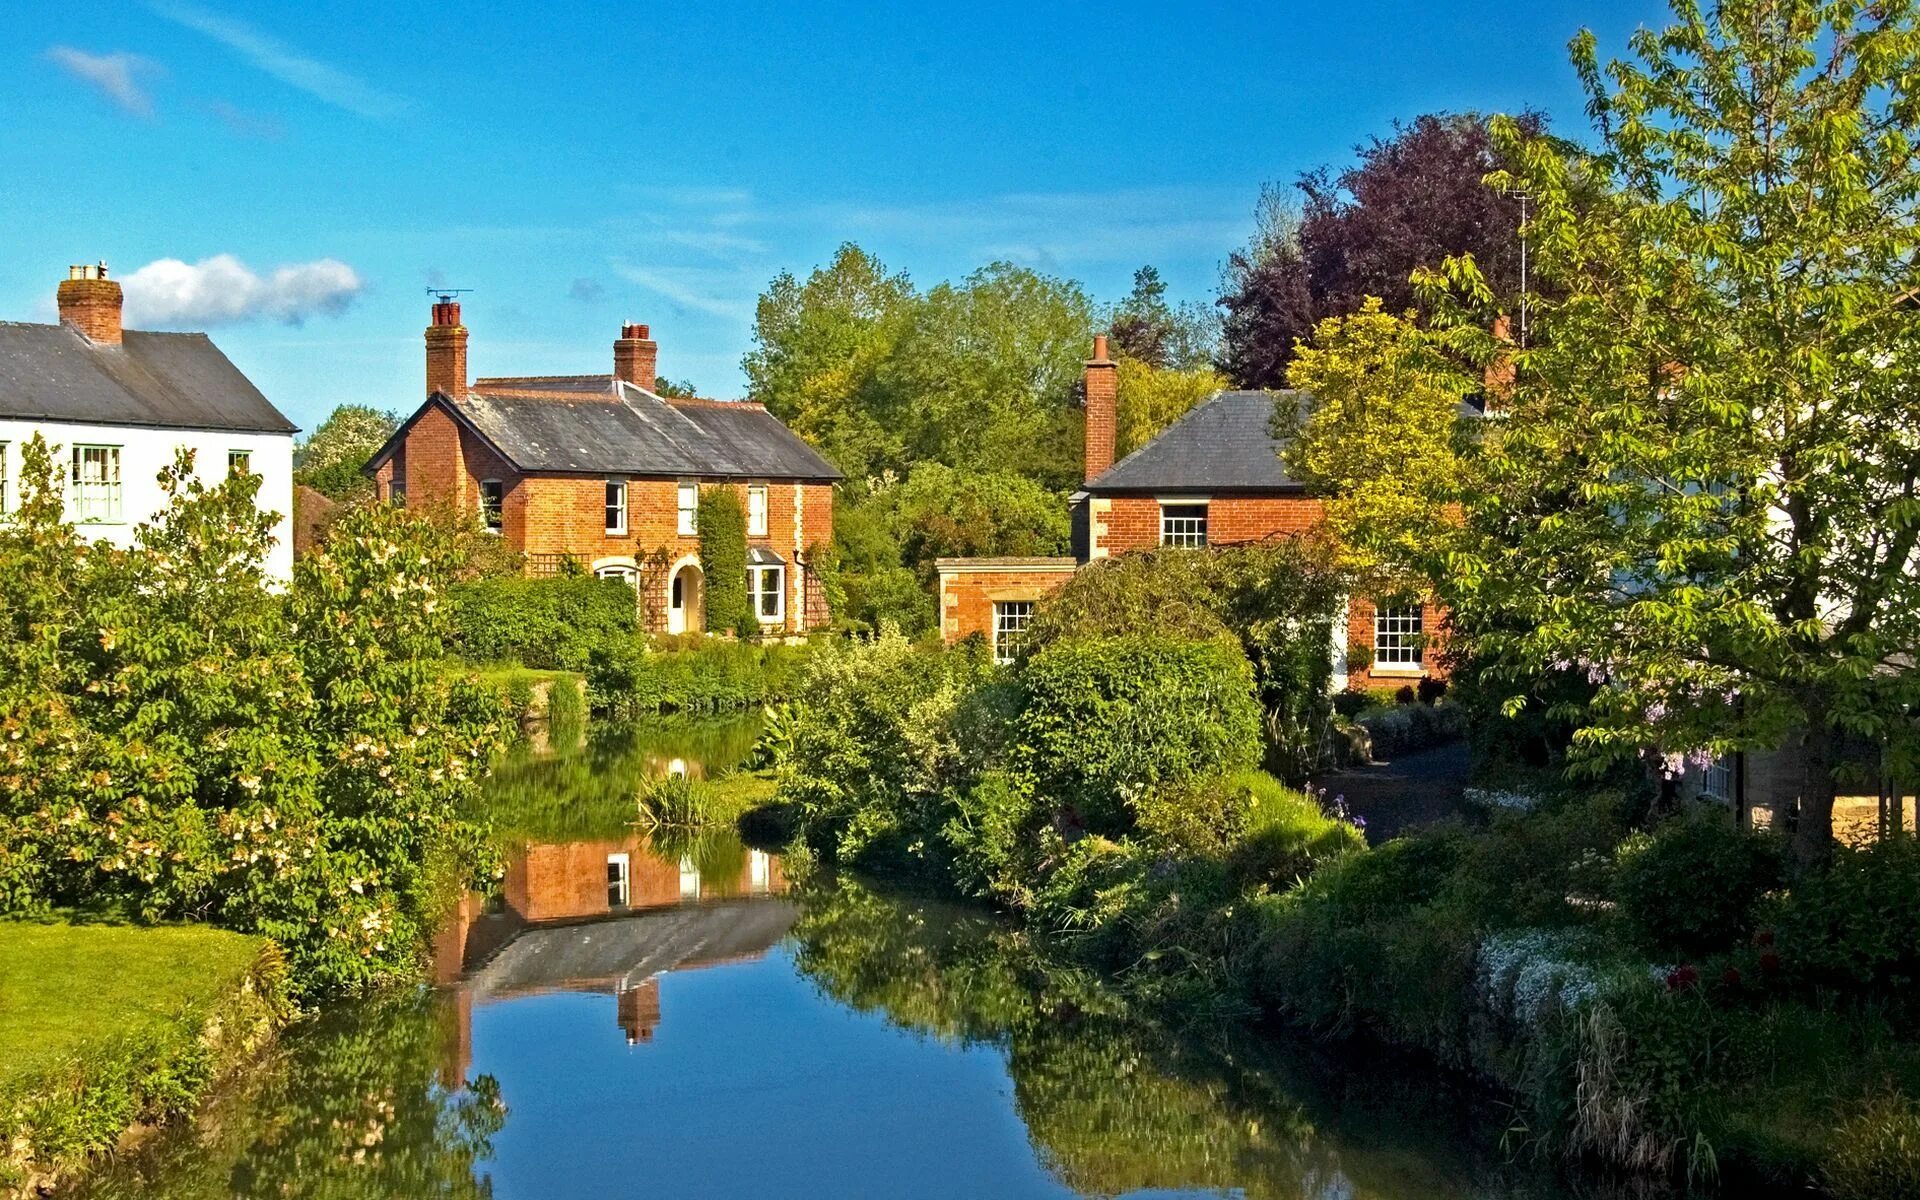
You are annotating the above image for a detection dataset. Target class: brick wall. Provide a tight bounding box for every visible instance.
[505,835,786,922]
[1344,595,1449,689]
[938,563,1077,644]
[1091,492,1327,557]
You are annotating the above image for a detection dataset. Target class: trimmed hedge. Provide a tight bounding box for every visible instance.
[1015,634,1262,835]
[448,575,637,670]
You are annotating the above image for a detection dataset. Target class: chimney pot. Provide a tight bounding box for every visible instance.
[425,301,469,398]
[57,263,124,345]
[1092,333,1111,362]
[614,322,659,392]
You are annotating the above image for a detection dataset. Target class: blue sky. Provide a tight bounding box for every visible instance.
[4,1,1673,432]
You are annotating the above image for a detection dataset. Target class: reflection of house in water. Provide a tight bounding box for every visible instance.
[433,834,792,1081]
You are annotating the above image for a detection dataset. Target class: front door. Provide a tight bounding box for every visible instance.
[667,571,687,634]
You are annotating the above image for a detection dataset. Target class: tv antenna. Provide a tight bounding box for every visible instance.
[427,287,474,305]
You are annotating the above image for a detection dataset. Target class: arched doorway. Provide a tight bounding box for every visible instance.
[667,561,705,634]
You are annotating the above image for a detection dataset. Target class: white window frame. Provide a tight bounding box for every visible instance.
[605,479,628,535]
[478,479,505,533]
[992,600,1034,665]
[0,441,9,516]
[1373,605,1424,669]
[227,449,251,477]
[747,484,769,536]
[677,481,699,536]
[1702,755,1734,804]
[595,563,640,591]
[749,563,786,625]
[1159,500,1208,548]
[606,853,631,909]
[70,444,123,523]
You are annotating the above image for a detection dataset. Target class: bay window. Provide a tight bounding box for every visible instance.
[747,547,785,625]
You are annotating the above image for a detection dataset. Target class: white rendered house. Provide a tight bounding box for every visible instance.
[0,264,297,579]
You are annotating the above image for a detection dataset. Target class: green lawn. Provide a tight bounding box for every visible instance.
[0,920,267,1091]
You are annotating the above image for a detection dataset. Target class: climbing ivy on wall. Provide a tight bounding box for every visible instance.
[697,488,756,636]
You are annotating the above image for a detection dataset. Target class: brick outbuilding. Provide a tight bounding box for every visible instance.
[937,335,1452,687]
[366,302,840,634]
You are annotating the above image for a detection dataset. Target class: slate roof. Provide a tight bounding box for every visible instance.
[374,378,841,481]
[467,900,798,1000]
[1087,389,1307,494]
[0,321,296,434]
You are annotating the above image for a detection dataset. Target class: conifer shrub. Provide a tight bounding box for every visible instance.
[697,488,756,636]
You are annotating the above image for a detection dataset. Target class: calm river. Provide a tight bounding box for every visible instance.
[74,719,1593,1200]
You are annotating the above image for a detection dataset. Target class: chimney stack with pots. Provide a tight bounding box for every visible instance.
[58,262,123,346]
[614,322,658,392]
[1083,333,1117,483]
[426,298,468,399]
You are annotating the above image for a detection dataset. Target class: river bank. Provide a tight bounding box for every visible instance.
[0,922,293,1197]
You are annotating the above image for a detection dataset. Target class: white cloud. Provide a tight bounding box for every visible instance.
[148,2,405,119]
[610,263,757,321]
[121,255,364,326]
[47,47,160,117]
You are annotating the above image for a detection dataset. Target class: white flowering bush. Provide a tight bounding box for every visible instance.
[1476,928,1618,1029]
[1462,786,1542,813]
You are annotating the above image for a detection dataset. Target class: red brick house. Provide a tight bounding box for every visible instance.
[367,301,840,634]
[938,335,1446,687]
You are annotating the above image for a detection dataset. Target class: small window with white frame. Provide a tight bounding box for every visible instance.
[1373,604,1424,668]
[677,481,699,535]
[605,479,628,534]
[227,449,251,476]
[1159,501,1208,548]
[1701,754,1734,804]
[606,853,630,909]
[0,441,9,515]
[70,445,122,522]
[993,600,1033,664]
[749,561,785,625]
[478,480,504,533]
[747,484,769,536]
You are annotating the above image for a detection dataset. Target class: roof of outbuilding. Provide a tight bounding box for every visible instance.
[0,321,297,434]
[374,378,841,481]
[1087,389,1307,494]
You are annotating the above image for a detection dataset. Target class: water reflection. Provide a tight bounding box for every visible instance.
[72,719,1612,1200]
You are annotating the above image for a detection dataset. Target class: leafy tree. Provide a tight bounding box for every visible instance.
[1109,265,1217,370]
[1217,114,1534,387]
[652,374,699,399]
[1114,357,1228,459]
[1304,0,1920,864]
[696,487,756,637]
[882,262,1097,489]
[888,463,1071,576]
[743,244,917,479]
[814,486,934,637]
[294,404,399,500]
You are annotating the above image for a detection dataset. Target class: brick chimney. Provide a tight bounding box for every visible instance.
[58,262,123,346]
[1084,334,1117,483]
[614,322,658,392]
[426,299,468,399]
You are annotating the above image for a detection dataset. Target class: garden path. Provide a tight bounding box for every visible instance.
[1315,740,1474,845]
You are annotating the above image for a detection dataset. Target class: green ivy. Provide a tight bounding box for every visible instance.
[697,488,756,636]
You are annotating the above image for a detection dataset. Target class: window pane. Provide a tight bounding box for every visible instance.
[1159,503,1208,548]
[606,481,626,531]
[1372,605,1424,666]
[678,483,698,535]
[993,601,1033,664]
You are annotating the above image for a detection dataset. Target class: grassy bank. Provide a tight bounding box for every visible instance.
[0,921,294,1196]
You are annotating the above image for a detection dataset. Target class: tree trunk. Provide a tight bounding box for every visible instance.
[1791,716,1837,871]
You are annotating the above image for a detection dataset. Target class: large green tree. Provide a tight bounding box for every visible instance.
[294,404,399,499]
[1295,0,1920,864]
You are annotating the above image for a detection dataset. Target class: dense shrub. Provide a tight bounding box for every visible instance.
[1025,543,1345,779]
[943,769,1045,902]
[1443,791,1632,928]
[697,488,756,636]
[1015,635,1262,834]
[1226,771,1365,888]
[447,575,637,670]
[588,636,809,716]
[1614,814,1786,955]
[1774,838,1920,991]
[0,441,510,999]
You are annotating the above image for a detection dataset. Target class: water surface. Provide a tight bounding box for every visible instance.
[76,720,1594,1200]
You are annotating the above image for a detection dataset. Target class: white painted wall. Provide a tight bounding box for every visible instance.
[0,419,295,580]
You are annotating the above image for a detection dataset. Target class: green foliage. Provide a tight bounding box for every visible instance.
[1614,814,1786,956]
[696,488,755,636]
[1112,356,1226,460]
[587,636,808,717]
[0,927,290,1193]
[448,575,637,670]
[1826,1092,1920,1200]
[293,404,399,500]
[0,437,509,999]
[1228,772,1366,889]
[636,775,726,828]
[1024,543,1345,780]
[1773,838,1920,992]
[1107,264,1218,372]
[1016,635,1261,834]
